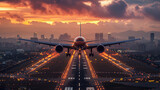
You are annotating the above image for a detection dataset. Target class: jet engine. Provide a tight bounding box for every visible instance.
[97,45,105,53]
[55,45,63,53]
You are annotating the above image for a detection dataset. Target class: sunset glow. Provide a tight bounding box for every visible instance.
[0,0,160,38]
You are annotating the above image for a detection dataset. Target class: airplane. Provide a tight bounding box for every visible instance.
[19,23,140,57]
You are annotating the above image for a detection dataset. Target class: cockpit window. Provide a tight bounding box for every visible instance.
[74,36,86,42]
[76,38,84,41]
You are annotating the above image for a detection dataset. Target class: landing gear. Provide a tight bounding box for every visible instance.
[78,50,81,55]
[66,48,71,57]
[89,53,94,57]
[89,48,94,57]
[66,53,71,57]
[78,52,81,55]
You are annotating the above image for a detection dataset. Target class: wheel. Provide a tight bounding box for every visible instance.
[66,53,71,57]
[92,54,94,57]
[89,53,94,57]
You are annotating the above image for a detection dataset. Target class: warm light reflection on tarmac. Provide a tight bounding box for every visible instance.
[100,52,133,74]
[61,51,75,79]
[56,51,75,90]
[26,52,60,73]
[84,51,105,90]
[84,51,98,79]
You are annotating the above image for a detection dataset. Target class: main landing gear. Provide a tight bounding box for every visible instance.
[89,48,94,57]
[66,48,71,57]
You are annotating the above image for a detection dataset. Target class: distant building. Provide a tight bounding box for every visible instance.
[158,40,160,47]
[34,32,37,38]
[150,33,154,42]
[31,32,38,41]
[128,36,135,40]
[108,33,116,42]
[41,35,45,39]
[138,44,146,51]
[99,33,104,41]
[59,33,71,40]
[50,34,54,40]
[95,33,104,41]
[95,33,100,40]
[17,34,21,45]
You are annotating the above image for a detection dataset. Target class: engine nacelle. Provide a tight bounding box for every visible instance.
[97,45,105,53]
[55,45,63,53]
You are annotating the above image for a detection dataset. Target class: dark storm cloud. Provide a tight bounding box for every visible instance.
[106,0,127,18]
[1,0,160,21]
[0,0,21,4]
[6,12,24,22]
[28,0,94,13]
[29,0,46,12]
[0,0,133,19]
[91,0,129,18]
[142,2,160,21]
[28,0,130,18]
[125,0,160,5]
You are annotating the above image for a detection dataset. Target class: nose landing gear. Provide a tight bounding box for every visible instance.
[78,49,81,55]
[89,48,94,57]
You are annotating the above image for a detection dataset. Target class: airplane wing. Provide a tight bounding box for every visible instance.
[19,38,73,48]
[87,38,140,48]
[59,40,74,42]
[86,40,99,43]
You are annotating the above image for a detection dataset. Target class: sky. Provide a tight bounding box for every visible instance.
[0,0,160,39]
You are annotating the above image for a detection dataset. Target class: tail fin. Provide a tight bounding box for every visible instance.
[80,22,81,36]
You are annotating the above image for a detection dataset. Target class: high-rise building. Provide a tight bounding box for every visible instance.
[150,33,154,42]
[59,33,71,40]
[95,33,100,40]
[158,40,160,47]
[30,32,38,46]
[108,33,111,41]
[95,33,104,41]
[99,33,103,41]
[16,34,21,45]
[41,35,45,39]
[108,33,116,42]
[50,34,54,39]
[34,32,37,38]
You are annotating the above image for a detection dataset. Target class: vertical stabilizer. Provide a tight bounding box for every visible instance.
[80,22,81,36]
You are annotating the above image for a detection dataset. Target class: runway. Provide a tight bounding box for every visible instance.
[0,50,159,90]
[56,51,104,90]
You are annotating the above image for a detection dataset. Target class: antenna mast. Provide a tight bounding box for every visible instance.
[80,22,81,36]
